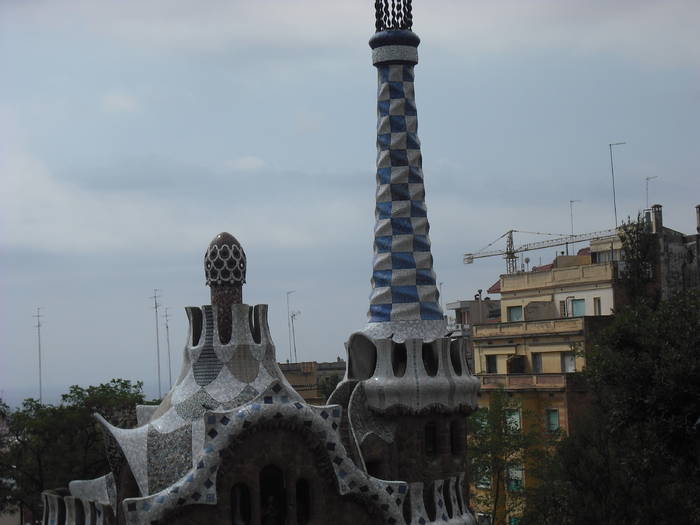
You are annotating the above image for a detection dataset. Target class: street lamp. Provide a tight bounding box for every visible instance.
[609,142,626,227]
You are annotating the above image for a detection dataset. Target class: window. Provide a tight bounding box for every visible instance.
[561,352,576,373]
[546,409,560,432]
[450,420,463,455]
[507,466,524,492]
[505,409,521,431]
[507,306,523,322]
[477,514,492,525]
[532,353,542,374]
[425,422,437,456]
[485,355,498,374]
[571,298,586,317]
[593,297,602,315]
[260,465,286,525]
[559,300,567,317]
[296,479,311,525]
[476,467,491,489]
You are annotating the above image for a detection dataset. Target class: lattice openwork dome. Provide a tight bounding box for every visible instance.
[204,232,246,286]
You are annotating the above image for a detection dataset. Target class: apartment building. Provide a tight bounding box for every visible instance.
[467,203,699,524]
[278,358,346,405]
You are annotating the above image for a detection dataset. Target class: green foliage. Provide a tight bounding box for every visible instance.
[0,379,144,518]
[521,291,700,525]
[318,374,341,401]
[618,214,659,305]
[468,389,553,524]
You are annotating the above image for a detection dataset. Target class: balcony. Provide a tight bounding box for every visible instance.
[473,317,584,339]
[498,262,616,293]
[479,373,567,390]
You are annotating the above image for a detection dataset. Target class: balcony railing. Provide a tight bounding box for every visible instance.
[499,261,616,293]
[473,317,584,338]
[479,373,567,389]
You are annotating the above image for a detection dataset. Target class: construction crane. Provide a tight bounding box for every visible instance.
[463,228,618,274]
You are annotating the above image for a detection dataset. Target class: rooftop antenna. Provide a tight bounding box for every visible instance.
[149,289,162,398]
[33,307,43,402]
[286,290,295,362]
[569,200,581,236]
[645,176,658,209]
[609,142,626,227]
[163,307,173,390]
[290,310,301,362]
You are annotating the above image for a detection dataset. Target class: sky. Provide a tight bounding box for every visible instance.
[1,0,698,405]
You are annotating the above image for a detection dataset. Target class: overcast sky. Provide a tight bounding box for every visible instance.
[1,0,698,405]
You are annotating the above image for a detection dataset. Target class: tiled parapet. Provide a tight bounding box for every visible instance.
[96,302,300,499]
[404,479,475,525]
[342,333,479,413]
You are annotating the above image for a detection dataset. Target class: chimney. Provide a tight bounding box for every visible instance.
[651,204,663,233]
[695,204,700,234]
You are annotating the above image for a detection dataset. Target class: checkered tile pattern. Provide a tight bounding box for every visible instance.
[368,63,443,323]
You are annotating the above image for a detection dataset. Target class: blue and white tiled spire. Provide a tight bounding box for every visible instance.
[363,24,447,342]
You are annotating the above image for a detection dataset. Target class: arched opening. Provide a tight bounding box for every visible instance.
[424,422,437,456]
[260,465,286,525]
[423,482,436,522]
[443,480,453,518]
[402,490,412,525]
[187,307,203,346]
[89,502,98,525]
[296,478,311,525]
[57,498,66,525]
[347,334,377,380]
[365,459,384,479]
[455,478,464,516]
[231,483,251,525]
[391,343,407,377]
[249,305,262,344]
[451,419,463,455]
[449,339,463,375]
[422,343,439,376]
[74,499,85,525]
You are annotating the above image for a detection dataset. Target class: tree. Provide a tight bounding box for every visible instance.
[0,379,145,519]
[468,388,552,524]
[617,214,659,306]
[318,374,341,401]
[521,219,700,525]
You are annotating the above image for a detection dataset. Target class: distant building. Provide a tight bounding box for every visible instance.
[278,359,346,405]
[462,203,699,523]
[446,298,501,373]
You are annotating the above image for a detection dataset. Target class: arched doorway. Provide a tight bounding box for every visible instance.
[260,465,286,525]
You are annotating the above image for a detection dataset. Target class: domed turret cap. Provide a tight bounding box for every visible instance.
[204,232,246,286]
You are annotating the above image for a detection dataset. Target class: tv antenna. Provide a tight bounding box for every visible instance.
[33,307,43,402]
[149,289,162,398]
[163,307,173,390]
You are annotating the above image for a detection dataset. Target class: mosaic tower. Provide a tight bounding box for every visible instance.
[364,0,445,343]
[329,2,480,523]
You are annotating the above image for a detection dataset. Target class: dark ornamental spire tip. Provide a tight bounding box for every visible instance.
[204,232,246,287]
[369,29,420,50]
[374,0,413,32]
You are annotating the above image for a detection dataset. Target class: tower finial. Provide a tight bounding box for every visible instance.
[375,0,413,32]
[204,232,246,343]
